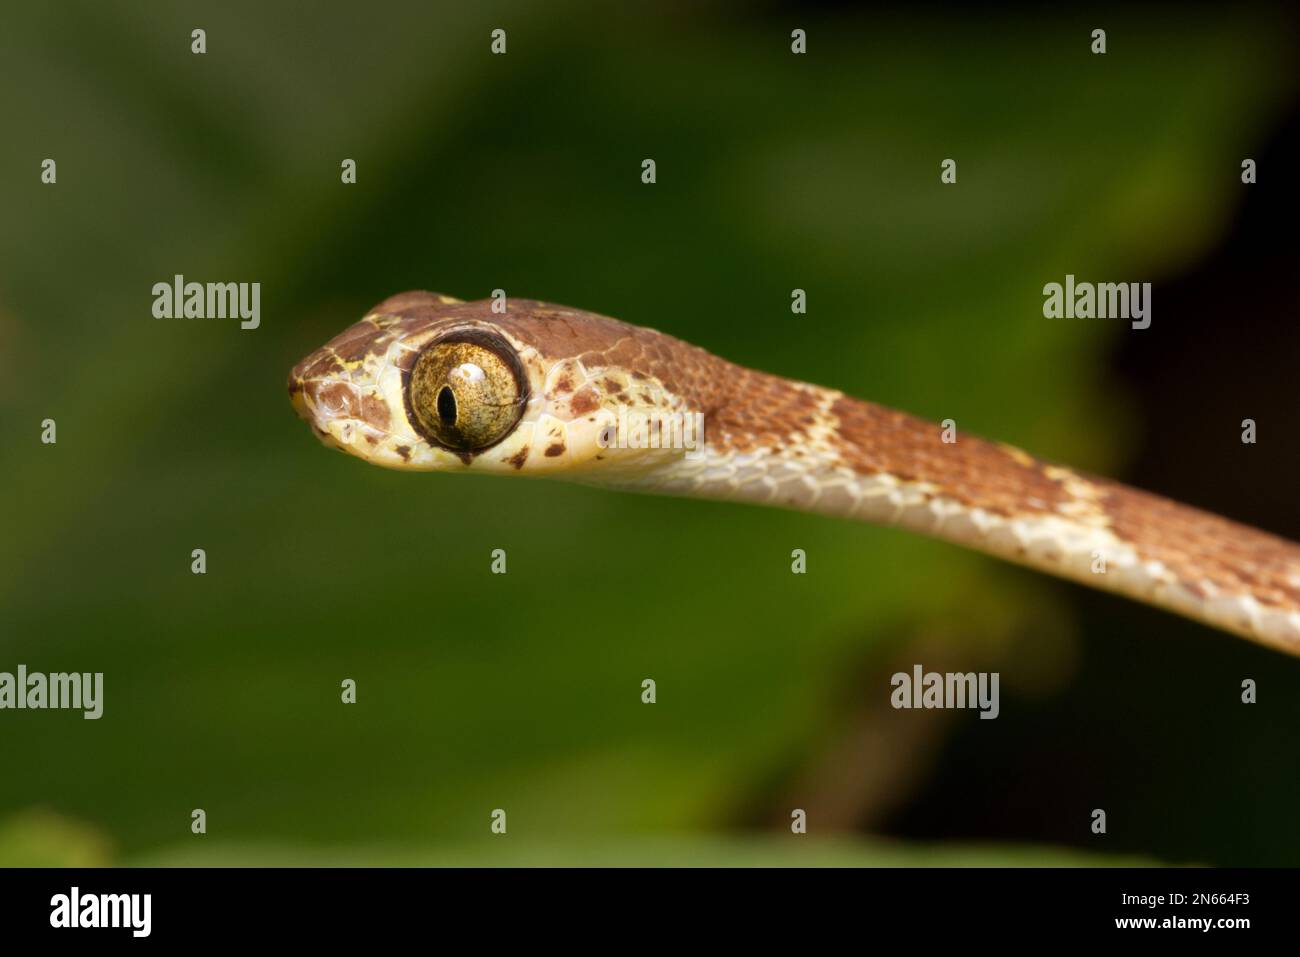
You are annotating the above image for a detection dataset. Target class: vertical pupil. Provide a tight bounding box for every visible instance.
[436,386,457,424]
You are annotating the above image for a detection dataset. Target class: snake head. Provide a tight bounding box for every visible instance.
[289,291,712,479]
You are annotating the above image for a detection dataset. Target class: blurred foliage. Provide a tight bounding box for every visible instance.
[129,836,1152,868]
[0,2,1294,865]
[0,809,113,867]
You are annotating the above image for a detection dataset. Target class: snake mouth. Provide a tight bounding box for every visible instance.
[287,374,330,444]
[288,349,396,456]
[287,372,313,423]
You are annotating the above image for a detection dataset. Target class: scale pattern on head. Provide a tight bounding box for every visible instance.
[288,290,753,476]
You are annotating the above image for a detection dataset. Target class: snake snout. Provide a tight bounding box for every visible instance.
[287,370,313,423]
[287,346,416,475]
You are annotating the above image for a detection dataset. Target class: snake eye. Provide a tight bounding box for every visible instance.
[407,332,528,452]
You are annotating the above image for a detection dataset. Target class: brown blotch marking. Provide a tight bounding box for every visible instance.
[506,446,529,469]
[554,373,574,394]
[1097,483,1300,610]
[395,445,411,461]
[360,393,390,431]
[303,351,346,380]
[545,442,565,457]
[827,395,1072,518]
[827,390,1300,610]
[312,381,358,416]
[602,378,621,391]
[570,386,599,416]
[331,322,396,363]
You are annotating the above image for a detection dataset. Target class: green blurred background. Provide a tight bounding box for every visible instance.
[1,1,1297,866]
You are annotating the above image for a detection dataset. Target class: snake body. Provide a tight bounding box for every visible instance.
[290,291,1300,657]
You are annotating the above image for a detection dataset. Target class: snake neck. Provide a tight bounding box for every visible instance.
[614,385,1300,657]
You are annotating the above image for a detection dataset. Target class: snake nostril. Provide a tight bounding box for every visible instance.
[437,386,457,424]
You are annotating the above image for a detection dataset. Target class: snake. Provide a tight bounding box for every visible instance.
[289,291,1300,658]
